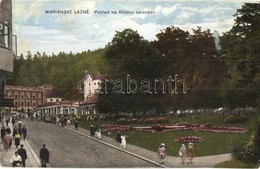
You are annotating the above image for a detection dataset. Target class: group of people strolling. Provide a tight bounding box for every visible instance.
[1,119,27,152]
[116,131,127,149]
[157,142,194,165]
[9,143,50,168]
[90,125,102,139]
[179,142,194,164]
[2,117,50,167]
[10,144,27,167]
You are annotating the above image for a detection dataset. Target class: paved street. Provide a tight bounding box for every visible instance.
[24,120,158,168]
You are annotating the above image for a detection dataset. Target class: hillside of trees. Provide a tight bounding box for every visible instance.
[7,49,108,100]
[7,3,259,113]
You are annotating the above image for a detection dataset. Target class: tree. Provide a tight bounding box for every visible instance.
[97,29,163,114]
[153,26,224,110]
[220,3,260,108]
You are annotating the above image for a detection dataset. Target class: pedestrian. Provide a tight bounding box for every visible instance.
[158,143,166,165]
[17,144,27,167]
[90,125,95,136]
[95,129,102,139]
[10,151,22,167]
[13,126,17,138]
[1,126,6,141]
[187,142,194,164]
[18,120,22,128]
[6,126,11,134]
[14,133,21,148]
[116,131,122,143]
[18,126,22,136]
[40,144,50,167]
[74,119,79,130]
[12,117,15,127]
[120,135,126,149]
[5,118,9,127]
[61,118,64,127]
[3,133,12,151]
[22,126,27,140]
[179,144,187,164]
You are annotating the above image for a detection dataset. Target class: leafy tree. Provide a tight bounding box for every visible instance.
[153,26,224,110]
[220,3,260,108]
[97,29,163,114]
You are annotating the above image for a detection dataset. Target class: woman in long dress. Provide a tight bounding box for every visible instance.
[158,143,166,165]
[4,133,12,151]
[179,144,187,164]
[120,135,126,149]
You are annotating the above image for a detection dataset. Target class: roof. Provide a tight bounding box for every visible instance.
[46,88,63,98]
[92,75,107,80]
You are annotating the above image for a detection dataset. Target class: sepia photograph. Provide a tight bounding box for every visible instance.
[0,0,259,168]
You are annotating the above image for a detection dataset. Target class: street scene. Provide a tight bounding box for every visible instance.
[0,0,260,168]
[1,117,236,168]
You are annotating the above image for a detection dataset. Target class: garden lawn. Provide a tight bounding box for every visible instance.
[214,158,259,168]
[78,113,259,157]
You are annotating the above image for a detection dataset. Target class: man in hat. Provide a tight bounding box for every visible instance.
[187,142,194,164]
[10,151,22,167]
[40,144,50,167]
[17,144,27,167]
[158,143,166,165]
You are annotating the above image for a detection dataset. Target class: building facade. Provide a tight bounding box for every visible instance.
[36,100,96,118]
[0,0,14,108]
[84,70,105,101]
[35,71,103,117]
[4,84,54,113]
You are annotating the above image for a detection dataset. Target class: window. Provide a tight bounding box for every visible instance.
[26,93,30,99]
[0,0,12,49]
[38,93,42,99]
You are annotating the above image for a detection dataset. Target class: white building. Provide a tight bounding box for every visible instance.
[84,70,105,101]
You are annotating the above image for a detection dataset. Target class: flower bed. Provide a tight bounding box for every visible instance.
[101,124,133,132]
[116,117,169,124]
[197,126,247,133]
[101,122,247,134]
[175,136,204,143]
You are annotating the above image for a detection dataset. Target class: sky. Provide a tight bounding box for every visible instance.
[12,0,256,56]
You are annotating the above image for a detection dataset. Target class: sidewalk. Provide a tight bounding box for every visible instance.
[0,122,40,167]
[65,125,232,168]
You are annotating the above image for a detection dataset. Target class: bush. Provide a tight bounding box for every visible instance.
[232,131,258,163]
[224,114,249,123]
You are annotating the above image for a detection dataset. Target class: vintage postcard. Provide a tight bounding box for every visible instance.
[0,0,259,168]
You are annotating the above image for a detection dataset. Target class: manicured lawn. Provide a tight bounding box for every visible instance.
[77,113,259,157]
[214,158,259,168]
